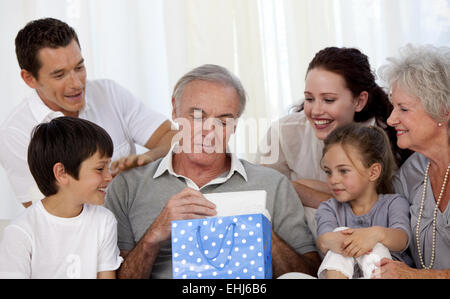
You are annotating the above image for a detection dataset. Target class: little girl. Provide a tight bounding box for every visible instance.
[315,123,413,279]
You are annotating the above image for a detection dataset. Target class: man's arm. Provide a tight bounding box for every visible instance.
[110,120,177,175]
[143,120,178,160]
[22,202,32,208]
[271,231,321,278]
[97,271,116,279]
[0,126,44,208]
[116,233,162,279]
[291,180,332,209]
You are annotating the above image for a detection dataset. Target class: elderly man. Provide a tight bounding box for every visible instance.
[105,64,321,279]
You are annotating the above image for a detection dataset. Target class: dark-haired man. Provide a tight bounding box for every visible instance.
[0,18,176,208]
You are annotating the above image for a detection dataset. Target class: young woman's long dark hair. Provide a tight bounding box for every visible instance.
[293,47,412,167]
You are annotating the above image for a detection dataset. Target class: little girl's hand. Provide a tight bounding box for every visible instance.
[340,227,380,258]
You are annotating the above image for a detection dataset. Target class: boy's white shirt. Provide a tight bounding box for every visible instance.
[0,200,123,279]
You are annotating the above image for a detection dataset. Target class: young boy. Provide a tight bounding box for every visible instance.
[0,117,123,278]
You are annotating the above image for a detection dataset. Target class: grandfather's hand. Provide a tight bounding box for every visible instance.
[372,258,418,279]
[145,188,217,244]
[110,153,153,177]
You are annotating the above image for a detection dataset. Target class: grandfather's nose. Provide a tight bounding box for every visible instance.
[202,117,218,135]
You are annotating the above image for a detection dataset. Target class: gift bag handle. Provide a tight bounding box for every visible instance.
[196,222,236,270]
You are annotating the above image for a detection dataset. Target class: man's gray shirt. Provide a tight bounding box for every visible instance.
[105,158,317,279]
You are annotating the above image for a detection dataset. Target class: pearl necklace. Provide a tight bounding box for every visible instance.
[415,162,450,269]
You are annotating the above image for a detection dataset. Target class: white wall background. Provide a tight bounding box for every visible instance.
[0,0,449,219]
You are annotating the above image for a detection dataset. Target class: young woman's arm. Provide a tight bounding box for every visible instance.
[291,180,332,209]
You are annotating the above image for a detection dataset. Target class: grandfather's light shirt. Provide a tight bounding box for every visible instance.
[393,152,450,270]
[105,144,317,279]
[153,144,248,190]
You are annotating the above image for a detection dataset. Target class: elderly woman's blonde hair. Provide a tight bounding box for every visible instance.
[379,44,450,123]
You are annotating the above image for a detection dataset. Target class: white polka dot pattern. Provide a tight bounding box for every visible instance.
[171,214,272,279]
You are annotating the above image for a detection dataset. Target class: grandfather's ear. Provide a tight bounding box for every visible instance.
[171,97,178,120]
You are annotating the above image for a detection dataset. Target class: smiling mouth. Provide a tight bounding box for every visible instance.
[193,143,217,154]
[396,129,408,136]
[64,91,83,101]
[313,119,333,129]
[97,187,107,193]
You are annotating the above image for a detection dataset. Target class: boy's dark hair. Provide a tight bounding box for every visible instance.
[28,117,113,197]
[15,18,80,79]
[321,123,396,194]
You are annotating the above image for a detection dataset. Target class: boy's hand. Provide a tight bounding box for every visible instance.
[341,227,382,258]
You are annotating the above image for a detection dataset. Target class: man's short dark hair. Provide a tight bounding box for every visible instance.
[28,117,113,197]
[15,18,80,79]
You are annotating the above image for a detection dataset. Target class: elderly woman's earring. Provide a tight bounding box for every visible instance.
[438,123,443,127]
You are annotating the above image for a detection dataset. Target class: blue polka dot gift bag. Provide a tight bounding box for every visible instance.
[171,214,272,279]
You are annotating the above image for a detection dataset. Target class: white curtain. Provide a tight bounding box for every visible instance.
[1,0,449,219]
[163,0,450,161]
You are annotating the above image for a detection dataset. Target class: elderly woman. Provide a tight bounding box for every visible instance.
[376,45,450,278]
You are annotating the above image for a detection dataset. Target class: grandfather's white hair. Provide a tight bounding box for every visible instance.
[379,44,450,122]
[172,64,247,117]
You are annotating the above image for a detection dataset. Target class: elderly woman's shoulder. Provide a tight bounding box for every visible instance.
[395,152,428,190]
[399,152,428,174]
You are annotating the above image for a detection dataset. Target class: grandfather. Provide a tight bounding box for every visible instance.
[105,64,320,279]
